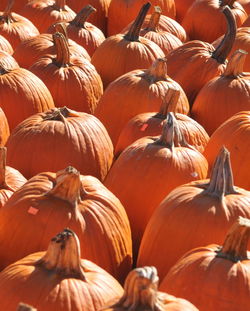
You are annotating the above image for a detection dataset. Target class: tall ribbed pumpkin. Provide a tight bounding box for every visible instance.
[138,147,250,280]
[104,113,208,258]
[0,167,132,282]
[6,107,113,180]
[0,229,123,310]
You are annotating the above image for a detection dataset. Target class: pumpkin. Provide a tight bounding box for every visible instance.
[0,166,132,281]
[0,51,54,130]
[95,58,189,145]
[192,49,250,135]
[48,5,105,56]
[0,0,39,49]
[67,0,111,34]
[165,5,236,105]
[160,217,250,311]
[20,0,76,34]
[182,0,247,43]
[203,111,250,190]
[174,0,195,23]
[17,303,36,311]
[30,32,103,114]
[13,24,90,69]
[0,107,9,147]
[0,228,123,310]
[91,2,165,88]
[239,0,250,13]
[107,0,176,36]
[115,88,209,156]
[104,113,208,258]
[0,34,13,55]
[103,266,198,311]
[138,147,250,280]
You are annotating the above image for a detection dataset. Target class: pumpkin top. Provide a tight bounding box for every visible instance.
[223,49,247,77]
[144,58,170,82]
[0,0,16,23]
[52,22,68,41]
[0,51,19,74]
[216,216,250,262]
[143,6,161,33]
[157,87,180,117]
[70,5,96,29]
[17,303,37,311]
[124,2,151,42]
[53,32,71,67]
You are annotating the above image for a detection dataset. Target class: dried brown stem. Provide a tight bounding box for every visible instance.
[53,32,70,67]
[144,6,161,32]
[158,87,180,116]
[70,5,96,28]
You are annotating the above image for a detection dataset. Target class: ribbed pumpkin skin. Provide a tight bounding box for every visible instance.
[107,0,176,36]
[6,108,113,180]
[0,53,54,131]
[0,108,9,147]
[115,113,209,156]
[0,253,123,311]
[0,35,13,55]
[203,111,250,190]
[13,33,90,69]
[137,180,250,281]
[30,56,103,114]
[182,0,247,43]
[67,0,111,34]
[104,136,208,256]
[20,0,76,33]
[0,173,132,281]
[95,69,189,145]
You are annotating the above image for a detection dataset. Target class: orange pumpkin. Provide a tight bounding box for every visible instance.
[115,88,209,156]
[0,34,13,55]
[182,0,247,43]
[20,0,76,33]
[0,107,9,147]
[165,6,236,105]
[6,107,113,181]
[138,147,250,280]
[92,3,165,88]
[203,111,250,190]
[103,266,199,311]
[239,0,250,13]
[107,0,176,36]
[30,32,103,114]
[104,113,208,258]
[95,58,189,145]
[0,167,132,281]
[0,0,39,49]
[174,0,195,23]
[160,217,250,311]
[0,51,54,130]
[0,229,123,310]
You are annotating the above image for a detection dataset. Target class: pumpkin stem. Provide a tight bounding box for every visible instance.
[110,266,164,311]
[124,2,151,42]
[158,87,180,117]
[216,217,250,262]
[156,112,189,149]
[1,0,16,23]
[144,6,161,32]
[223,49,247,77]
[43,107,80,123]
[53,22,69,42]
[53,32,70,67]
[46,166,82,207]
[54,0,66,10]
[212,6,236,64]
[17,303,37,311]
[221,0,236,7]
[203,147,238,198]
[0,147,6,188]
[36,229,86,280]
[70,5,96,28]
[145,58,169,82]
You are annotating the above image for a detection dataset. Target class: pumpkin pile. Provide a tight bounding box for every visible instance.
[0,0,250,309]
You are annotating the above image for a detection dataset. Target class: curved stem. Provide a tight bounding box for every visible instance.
[203,147,238,198]
[70,5,96,28]
[53,32,70,67]
[46,166,82,207]
[124,2,151,42]
[223,49,247,77]
[212,6,236,64]
[17,303,37,311]
[144,6,161,32]
[54,0,66,10]
[36,229,86,280]
[158,87,180,116]
[145,58,169,82]
[216,217,250,262]
[53,23,68,42]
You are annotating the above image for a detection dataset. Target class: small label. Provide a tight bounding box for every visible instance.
[191,172,198,178]
[28,207,39,215]
[140,124,148,131]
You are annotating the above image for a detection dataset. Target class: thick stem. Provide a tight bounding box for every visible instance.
[203,147,238,198]
[145,58,169,82]
[124,2,151,42]
[221,0,236,7]
[70,5,96,28]
[223,49,247,77]
[36,229,86,280]
[156,112,189,149]
[17,303,37,311]
[46,166,82,207]
[53,32,70,67]
[43,107,80,123]
[158,87,180,117]
[53,23,68,42]
[144,6,161,32]
[212,6,236,64]
[216,217,250,262]
[54,0,66,10]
